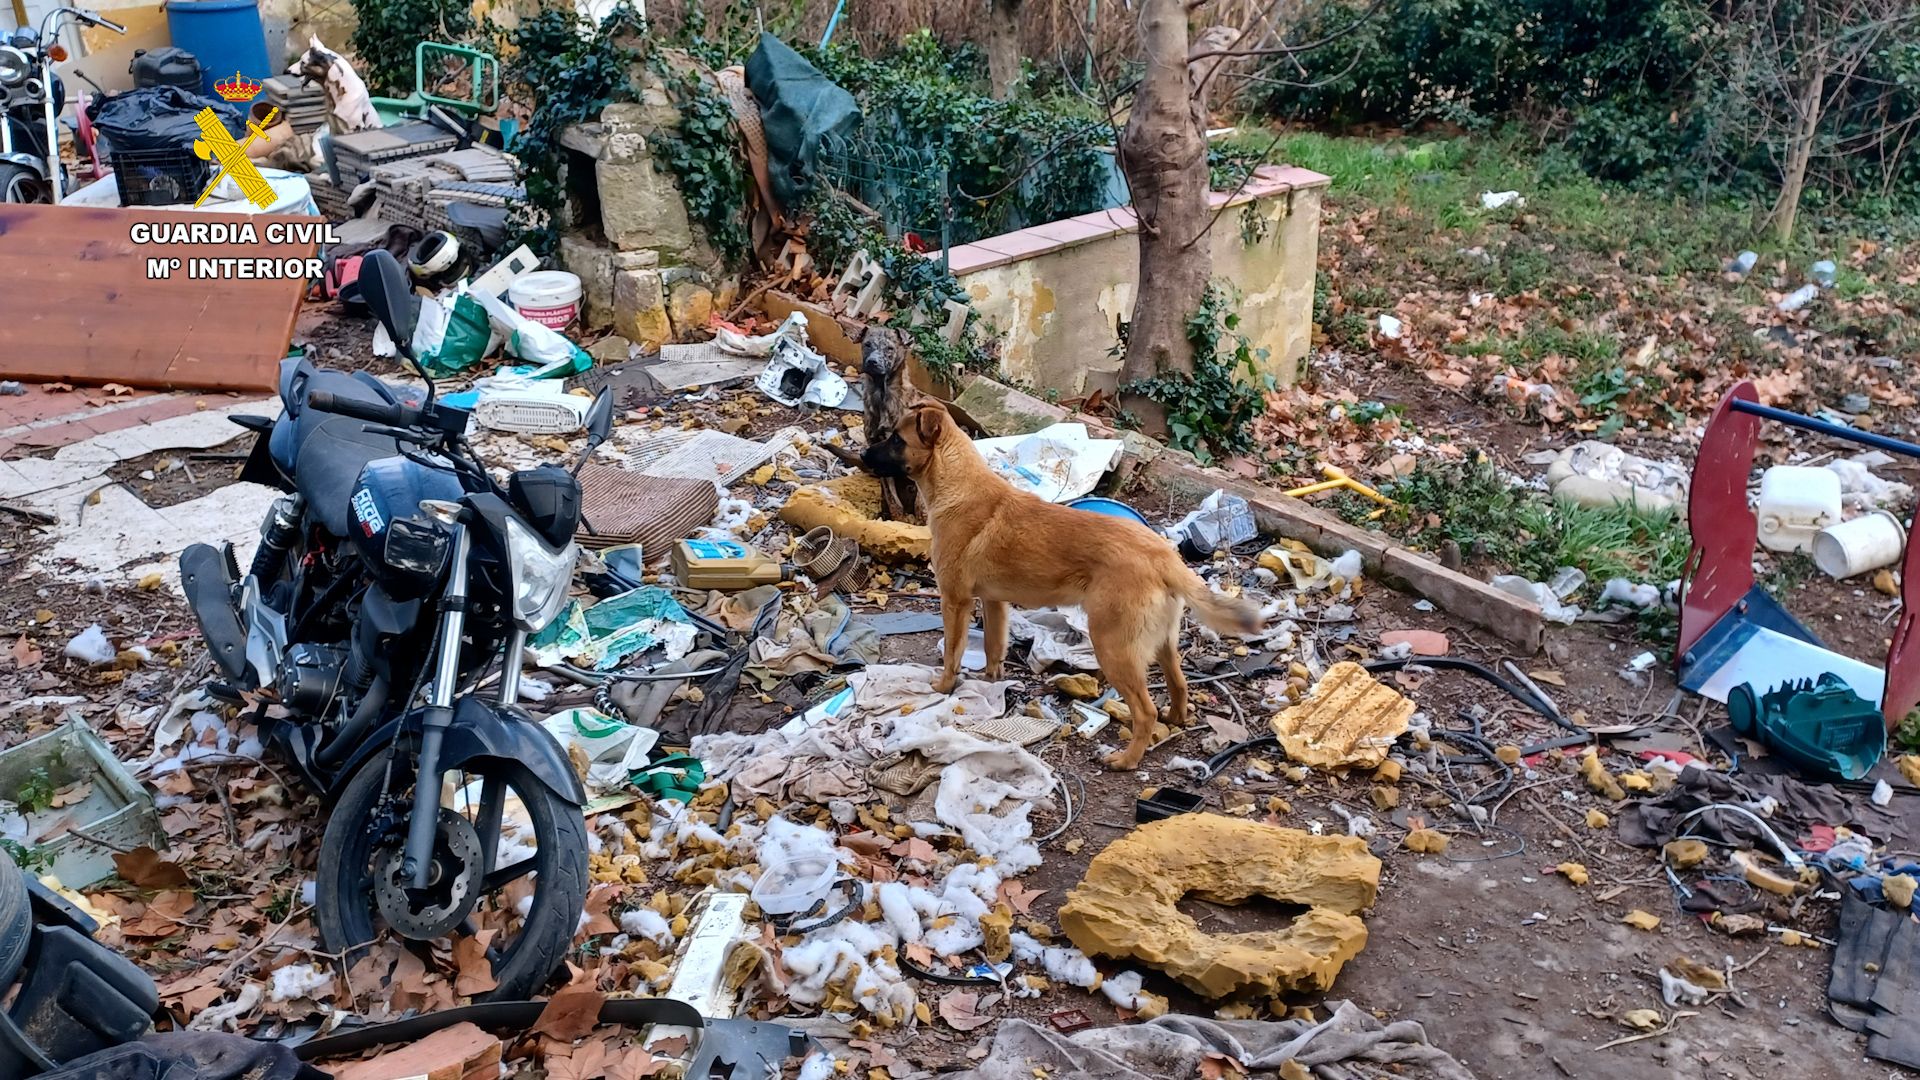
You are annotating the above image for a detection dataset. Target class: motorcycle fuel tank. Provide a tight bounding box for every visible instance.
[348,456,464,577]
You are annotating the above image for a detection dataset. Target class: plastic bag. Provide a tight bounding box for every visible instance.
[539,708,660,792]
[469,288,593,376]
[410,292,493,377]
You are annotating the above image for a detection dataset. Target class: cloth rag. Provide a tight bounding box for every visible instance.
[954,1006,1476,1080]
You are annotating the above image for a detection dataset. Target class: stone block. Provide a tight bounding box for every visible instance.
[613,268,672,351]
[950,375,1070,437]
[1058,814,1379,999]
[558,232,615,330]
[667,279,715,341]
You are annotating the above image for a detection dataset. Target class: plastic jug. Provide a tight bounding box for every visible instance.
[668,539,791,591]
[1757,465,1843,553]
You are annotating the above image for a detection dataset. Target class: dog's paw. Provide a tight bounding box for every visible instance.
[933,674,958,694]
[1102,749,1143,771]
[982,663,1004,680]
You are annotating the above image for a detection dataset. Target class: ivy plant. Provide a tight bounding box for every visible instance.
[349,0,473,96]
[505,4,646,253]
[648,62,751,262]
[1123,283,1273,464]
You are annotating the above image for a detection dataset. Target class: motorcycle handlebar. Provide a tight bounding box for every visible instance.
[87,14,125,32]
[307,391,414,427]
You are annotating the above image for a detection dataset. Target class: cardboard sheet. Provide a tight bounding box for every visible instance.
[0,203,314,392]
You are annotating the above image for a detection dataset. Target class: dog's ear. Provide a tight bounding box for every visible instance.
[913,403,944,447]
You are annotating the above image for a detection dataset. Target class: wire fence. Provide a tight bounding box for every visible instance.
[815,127,953,271]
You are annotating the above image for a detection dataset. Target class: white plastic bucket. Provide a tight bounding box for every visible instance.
[1813,511,1905,579]
[509,271,582,333]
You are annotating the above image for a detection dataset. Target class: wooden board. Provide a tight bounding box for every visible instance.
[0,203,315,392]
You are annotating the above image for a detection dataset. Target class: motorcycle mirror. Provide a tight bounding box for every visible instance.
[573,388,615,476]
[585,388,614,445]
[359,249,417,358]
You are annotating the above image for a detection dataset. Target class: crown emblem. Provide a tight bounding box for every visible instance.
[214,72,262,102]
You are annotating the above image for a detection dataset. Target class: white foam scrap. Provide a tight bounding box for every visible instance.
[1099,970,1147,1009]
[876,881,922,943]
[1165,756,1211,781]
[621,907,674,946]
[63,624,115,665]
[797,1052,837,1080]
[1329,549,1364,580]
[269,963,334,1002]
[1011,932,1100,990]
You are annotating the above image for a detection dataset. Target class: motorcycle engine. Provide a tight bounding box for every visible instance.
[277,643,348,716]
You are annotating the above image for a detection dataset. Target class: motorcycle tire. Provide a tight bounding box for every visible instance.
[0,850,31,988]
[314,755,588,1001]
[0,163,49,205]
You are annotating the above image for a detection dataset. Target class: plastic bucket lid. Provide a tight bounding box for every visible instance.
[509,271,582,310]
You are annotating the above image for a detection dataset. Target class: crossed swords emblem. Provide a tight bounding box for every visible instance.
[191,105,279,209]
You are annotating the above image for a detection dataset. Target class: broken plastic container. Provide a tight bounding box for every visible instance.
[751,853,839,916]
[1758,466,1844,553]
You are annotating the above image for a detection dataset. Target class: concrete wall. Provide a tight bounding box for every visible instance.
[947,164,1329,396]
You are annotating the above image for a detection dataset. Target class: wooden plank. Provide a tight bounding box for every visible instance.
[0,203,315,392]
[1142,456,1545,652]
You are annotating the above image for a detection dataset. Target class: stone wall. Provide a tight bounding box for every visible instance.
[946,165,1329,395]
[558,60,729,349]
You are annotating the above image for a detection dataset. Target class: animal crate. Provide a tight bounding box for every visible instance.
[109,146,209,207]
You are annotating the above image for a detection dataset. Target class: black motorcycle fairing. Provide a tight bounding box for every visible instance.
[334,697,587,807]
[235,429,290,492]
[507,467,580,549]
[269,358,426,536]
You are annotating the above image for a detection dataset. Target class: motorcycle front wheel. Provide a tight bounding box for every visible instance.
[0,163,48,205]
[315,754,588,1001]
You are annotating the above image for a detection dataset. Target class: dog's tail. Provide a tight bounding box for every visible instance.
[1171,566,1264,637]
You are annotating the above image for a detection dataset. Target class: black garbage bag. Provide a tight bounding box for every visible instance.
[33,1032,329,1080]
[743,32,859,214]
[87,85,243,157]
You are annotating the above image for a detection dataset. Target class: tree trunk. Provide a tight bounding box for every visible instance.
[986,0,1024,100]
[1116,0,1212,432]
[1770,65,1825,245]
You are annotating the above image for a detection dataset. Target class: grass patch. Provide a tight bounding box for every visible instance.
[1379,458,1690,587]
[1262,127,1920,402]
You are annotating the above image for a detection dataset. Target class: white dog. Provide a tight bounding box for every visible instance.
[291,37,381,134]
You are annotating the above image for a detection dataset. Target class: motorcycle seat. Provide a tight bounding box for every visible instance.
[269,357,423,538]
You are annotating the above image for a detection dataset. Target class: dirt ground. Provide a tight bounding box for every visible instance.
[0,299,1910,1078]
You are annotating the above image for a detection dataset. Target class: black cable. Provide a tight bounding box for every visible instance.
[1203,734,1279,780]
[1361,657,1583,735]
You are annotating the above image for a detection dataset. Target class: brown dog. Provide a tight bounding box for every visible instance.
[864,400,1261,770]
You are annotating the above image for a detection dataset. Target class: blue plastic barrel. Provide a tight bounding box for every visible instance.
[164,0,272,98]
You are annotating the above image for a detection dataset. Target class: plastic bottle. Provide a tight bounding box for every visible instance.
[669,539,792,590]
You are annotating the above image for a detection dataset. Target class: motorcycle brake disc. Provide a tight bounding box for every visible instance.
[373,807,486,940]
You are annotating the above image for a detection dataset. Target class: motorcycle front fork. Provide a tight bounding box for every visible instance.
[398,523,528,889]
[402,523,468,888]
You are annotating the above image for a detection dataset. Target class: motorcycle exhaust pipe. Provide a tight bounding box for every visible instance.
[315,674,386,769]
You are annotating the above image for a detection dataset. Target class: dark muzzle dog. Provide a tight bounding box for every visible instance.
[860,431,911,478]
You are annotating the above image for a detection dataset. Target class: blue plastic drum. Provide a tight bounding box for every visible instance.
[165,0,272,98]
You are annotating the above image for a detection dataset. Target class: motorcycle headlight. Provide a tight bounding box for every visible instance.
[0,47,30,87]
[504,514,576,633]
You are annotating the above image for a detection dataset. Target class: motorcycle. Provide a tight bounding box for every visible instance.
[0,6,123,204]
[179,249,610,998]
